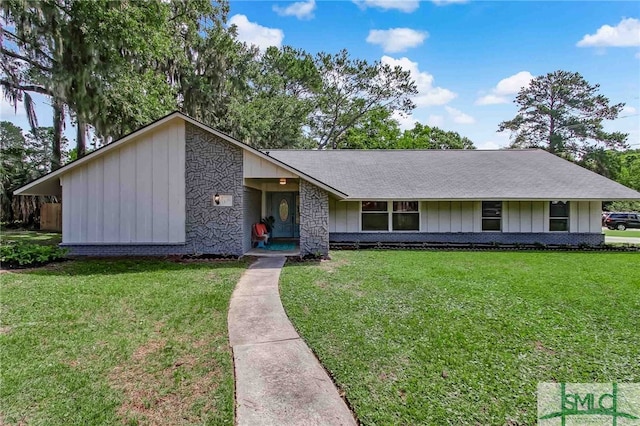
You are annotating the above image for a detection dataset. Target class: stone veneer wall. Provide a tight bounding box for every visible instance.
[299,180,329,256]
[329,232,605,246]
[184,123,244,256]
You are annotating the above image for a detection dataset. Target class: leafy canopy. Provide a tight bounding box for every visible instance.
[498,70,627,158]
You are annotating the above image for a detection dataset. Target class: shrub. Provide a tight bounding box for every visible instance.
[0,242,67,268]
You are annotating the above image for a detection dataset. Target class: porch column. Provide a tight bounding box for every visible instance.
[299,180,329,257]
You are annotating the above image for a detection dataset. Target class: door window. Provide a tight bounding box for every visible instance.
[279,198,289,222]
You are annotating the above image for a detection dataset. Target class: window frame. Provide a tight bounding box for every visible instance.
[360,201,421,232]
[549,201,570,232]
[481,201,502,232]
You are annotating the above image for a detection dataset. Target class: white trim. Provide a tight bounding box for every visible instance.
[15,112,348,199]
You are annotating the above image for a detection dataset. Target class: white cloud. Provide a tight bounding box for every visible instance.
[229,14,284,51]
[475,94,506,106]
[353,0,420,13]
[367,28,428,53]
[427,114,444,127]
[476,140,501,150]
[392,111,418,130]
[476,71,534,105]
[577,18,640,47]
[273,0,316,20]
[477,132,510,150]
[622,105,637,115]
[445,106,475,124]
[382,56,457,106]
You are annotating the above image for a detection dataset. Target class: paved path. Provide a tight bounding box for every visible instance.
[228,257,357,426]
[606,236,640,244]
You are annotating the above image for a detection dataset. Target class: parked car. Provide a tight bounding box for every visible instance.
[604,212,640,230]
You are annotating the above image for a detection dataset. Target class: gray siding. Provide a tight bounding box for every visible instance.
[329,232,604,246]
[243,186,262,252]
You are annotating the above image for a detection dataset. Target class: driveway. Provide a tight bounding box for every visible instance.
[604,228,640,245]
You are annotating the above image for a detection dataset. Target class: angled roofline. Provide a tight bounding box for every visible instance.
[179,114,348,198]
[14,111,348,198]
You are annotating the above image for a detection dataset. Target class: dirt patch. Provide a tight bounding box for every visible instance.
[110,337,223,425]
[533,340,556,355]
[132,339,167,362]
[318,258,350,273]
[313,279,329,289]
[0,326,12,335]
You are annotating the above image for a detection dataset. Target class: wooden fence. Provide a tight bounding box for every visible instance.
[41,203,62,232]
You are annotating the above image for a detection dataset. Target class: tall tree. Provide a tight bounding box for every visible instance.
[226,46,321,149]
[338,107,401,149]
[0,122,62,222]
[498,70,627,159]
[399,123,475,150]
[1,0,229,153]
[339,109,476,150]
[309,50,417,149]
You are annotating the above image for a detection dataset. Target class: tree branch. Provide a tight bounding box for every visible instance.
[0,48,52,72]
[0,79,53,96]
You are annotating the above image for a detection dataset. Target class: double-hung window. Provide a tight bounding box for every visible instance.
[549,201,569,231]
[361,201,420,231]
[361,201,389,231]
[482,201,502,231]
[392,201,419,231]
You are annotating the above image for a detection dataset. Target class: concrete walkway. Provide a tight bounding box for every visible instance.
[228,257,357,426]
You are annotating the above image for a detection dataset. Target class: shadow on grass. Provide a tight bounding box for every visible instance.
[9,258,249,277]
[1,230,62,246]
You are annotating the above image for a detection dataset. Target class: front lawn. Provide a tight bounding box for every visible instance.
[0,259,246,425]
[280,251,640,425]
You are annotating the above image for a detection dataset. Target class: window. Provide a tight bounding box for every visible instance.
[361,201,420,231]
[361,201,389,231]
[482,201,502,231]
[393,201,419,231]
[549,201,569,231]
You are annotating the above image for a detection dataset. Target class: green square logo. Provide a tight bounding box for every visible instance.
[538,383,640,425]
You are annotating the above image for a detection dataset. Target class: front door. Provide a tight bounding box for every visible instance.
[270,192,299,238]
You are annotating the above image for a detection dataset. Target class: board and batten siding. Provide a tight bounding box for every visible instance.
[61,121,186,244]
[243,151,297,179]
[329,200,601,233]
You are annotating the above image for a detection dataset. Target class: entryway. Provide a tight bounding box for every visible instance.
[269,192,300,238]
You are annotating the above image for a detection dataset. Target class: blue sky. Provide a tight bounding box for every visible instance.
[2,0,639,150]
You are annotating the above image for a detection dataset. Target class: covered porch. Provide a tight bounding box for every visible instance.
[242,150,331,257]
[243,177,302,256]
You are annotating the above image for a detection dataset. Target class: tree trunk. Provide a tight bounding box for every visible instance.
[52,100,63,170]
[76,118,87,158]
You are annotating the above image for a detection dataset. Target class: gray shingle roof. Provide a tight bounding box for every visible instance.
[267,149,640,200]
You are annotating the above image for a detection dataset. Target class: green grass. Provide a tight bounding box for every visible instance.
[1,230,62,246]
[280,251,640,425]
[1,259,246,425]
[603,229,640,238]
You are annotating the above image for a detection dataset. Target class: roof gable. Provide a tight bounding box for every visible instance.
[14,112,347,198]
